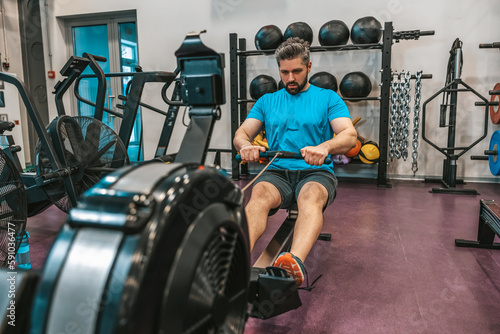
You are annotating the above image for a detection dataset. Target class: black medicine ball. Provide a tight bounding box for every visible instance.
[249,75,278,100]
[339,72,372,98]
[284,22,313,45]
[318,20,350,46]
[255,25,284,50]
[351,16,382,44]
[309,72,338,92]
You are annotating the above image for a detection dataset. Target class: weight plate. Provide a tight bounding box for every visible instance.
[490,83,500,124]
[489,130,500,175]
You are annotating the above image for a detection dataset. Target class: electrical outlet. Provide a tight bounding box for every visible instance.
[0,114,7,122]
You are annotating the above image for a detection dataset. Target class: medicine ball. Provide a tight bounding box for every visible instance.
[278,80,285,90]
[332,154,351,165]
[351,16,382,44]
[249,74,278,100]
[339,72,372,98]
[309,72,338,92]
[345,137,363,158]
[359,141,380,164]
[255,25,284,50]
[318,20,350,46]
[284,22,313,45]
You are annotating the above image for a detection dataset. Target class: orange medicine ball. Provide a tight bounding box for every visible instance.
[345,137,363,158]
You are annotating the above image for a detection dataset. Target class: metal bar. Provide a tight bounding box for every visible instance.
[155,83,181,157]
[83,53,107,121]
[410,74,432,80]
[230,33,240,180]
[73,86,123,118]
[55,71,79,116]
[377,21,393,187]
[475,101,499,106]
[239,38,249,177]
[207,148,232,152]
[455,79,489,158]
[479,42,500,49]
[174,109,218,165]
[78,72,136,79]
[117,71,176,150]
[443,88,477,93]
[343,96,381,102]
[446,81,458,159]
[0,72,62,170]
[422,81,456,159]
[238,43,383,56]
[253,215,295,269]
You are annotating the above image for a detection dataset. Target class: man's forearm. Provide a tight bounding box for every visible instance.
[233,131,253,152]
[321,130,358,155]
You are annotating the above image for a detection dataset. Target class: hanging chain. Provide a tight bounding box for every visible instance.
[389,73,399,161]
[389,70,424,173]
[394,73,403,159]
[411,71,423,175]
[400,71,411,161]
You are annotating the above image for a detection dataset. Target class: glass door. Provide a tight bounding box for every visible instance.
[67,14,142,160]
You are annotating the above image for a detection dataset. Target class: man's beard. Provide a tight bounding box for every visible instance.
[285,74,308,95]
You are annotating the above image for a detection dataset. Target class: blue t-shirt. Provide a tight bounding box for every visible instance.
[246,84,350,173]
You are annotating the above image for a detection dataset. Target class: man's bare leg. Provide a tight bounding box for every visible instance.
[245,181,282,252]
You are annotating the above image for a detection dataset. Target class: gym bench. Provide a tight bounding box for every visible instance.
[455,199,500,249]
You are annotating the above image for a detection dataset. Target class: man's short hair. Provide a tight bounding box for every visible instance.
[275,37,310,66]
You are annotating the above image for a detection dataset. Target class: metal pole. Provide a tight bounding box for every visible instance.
[377,21,393,187]
[229,33,240,180]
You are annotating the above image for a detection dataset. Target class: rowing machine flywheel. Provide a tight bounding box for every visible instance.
[30,162,250,333]
[36,115,129,213]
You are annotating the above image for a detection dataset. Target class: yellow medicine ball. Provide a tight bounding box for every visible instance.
[359,141,380,164]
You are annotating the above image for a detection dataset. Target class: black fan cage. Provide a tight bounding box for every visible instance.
[37,116,129,213]
[180,225,248,334]
[0,149,27,267]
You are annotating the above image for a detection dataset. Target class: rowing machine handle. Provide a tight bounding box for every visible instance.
[235,151,332,165]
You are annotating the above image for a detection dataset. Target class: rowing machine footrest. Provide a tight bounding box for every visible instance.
[249,266,302,319]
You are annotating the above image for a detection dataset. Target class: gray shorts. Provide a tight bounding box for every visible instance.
[253,169,338,211]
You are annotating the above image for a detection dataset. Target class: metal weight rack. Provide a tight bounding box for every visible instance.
[230,21,434,187]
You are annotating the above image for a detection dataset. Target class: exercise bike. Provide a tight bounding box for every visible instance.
[0,54,129,267]
[73,53,228,164]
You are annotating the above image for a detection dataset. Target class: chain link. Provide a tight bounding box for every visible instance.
[400,71,411,161]
[389,70,424,175]
[389,73,399,161]
[411,71,422,175]
[394,73,403,159]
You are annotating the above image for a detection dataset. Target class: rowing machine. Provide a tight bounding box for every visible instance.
[237,151,333,319]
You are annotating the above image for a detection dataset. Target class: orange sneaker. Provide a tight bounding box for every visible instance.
[273,252,306,287]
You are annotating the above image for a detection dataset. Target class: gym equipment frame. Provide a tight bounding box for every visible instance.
[0,55,129,267]
[422,39,489,195]
[0,31,253,334]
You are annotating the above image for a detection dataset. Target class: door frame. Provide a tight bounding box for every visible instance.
[62,11,138,130]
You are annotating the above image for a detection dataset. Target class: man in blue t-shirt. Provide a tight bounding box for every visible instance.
[233,37,357,287]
